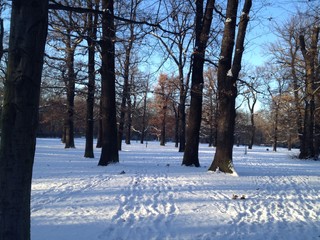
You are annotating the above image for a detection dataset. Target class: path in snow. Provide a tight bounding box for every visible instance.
[31,139,320,240]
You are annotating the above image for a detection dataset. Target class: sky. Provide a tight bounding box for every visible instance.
[244,0,315,66]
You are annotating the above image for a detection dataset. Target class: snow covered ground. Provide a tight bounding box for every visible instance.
[31,138,320,240]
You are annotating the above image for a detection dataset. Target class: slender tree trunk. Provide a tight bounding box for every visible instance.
[140,81,148,144]
[0,17,3,61]
[125,81,132,145]
[178,65,186,152]
[182,0,215,167]
[160,105,167,146]
[248,97,256,149]
[291,54,304,150]
[314,48,320,158]
[118,47,132,150]
[0,1,48,239]
[96,112,102,148]
[209,0,252,173]
[98,0,119,165]
[64,32,76,149]
[118,0,136,150]
[61,124,66,143]
[273,101,279,152]
[84,1,97,158]
[174,105,179,148]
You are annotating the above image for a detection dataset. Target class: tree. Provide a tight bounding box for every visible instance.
[0,1,48,239]
[182,0,215,167]
[202,67,218,147]
[269,16,304,150]
[139,78,149,143]
[98,0,119,165]
[116,0,142,150]
[299,24,319,159]
[209,0,252,173]
[47,1,85,148]
[150,0,194,152]
[84,0,99,158]
[241,70,263,149]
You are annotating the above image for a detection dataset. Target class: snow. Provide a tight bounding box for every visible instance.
[31,138,320,240]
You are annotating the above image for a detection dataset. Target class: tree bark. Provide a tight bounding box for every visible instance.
[182,0,215,167]
[160,105,167,146]
[0,1,48,239]
[140,81,148,144]
[178,65,187,152]
[98,0,119,165]
[84,0,98,158]
[298,26,319,159]
[64,35,76,148]
[209,0,252,173]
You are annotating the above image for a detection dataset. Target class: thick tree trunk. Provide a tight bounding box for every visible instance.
[298,26,319,159]
[98,0,119,165]
[182,0,215,167]
[209,0,252,173]
[0,1,48,239]
[84,2,97,158]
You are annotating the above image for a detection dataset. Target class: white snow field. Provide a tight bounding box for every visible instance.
[31,138,320,240]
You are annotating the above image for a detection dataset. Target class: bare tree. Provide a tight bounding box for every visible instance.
[182,0,215,167]
[209,0,252,173]
[299,24,319,159]
[98,0,119,165]
[150,0,194,152]
[0,1,48,239]
[84,0,99,158]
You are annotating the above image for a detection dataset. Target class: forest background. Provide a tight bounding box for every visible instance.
[0,0,318,155]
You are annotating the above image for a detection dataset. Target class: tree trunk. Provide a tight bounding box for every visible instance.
[118,0,136,150]
[178,65,186,152]
[64,32,76,149]
[298,26,319,159]
[118,45,132,149]
[98,0,119,165]
[125,83,132,145]
[209,0,252,173]
[0,1,48,239]
[84,1,97,158]
[174,105,179,148]
[140,81,148,144]
[96,113,102,148]
[0,17,3,61]
[160,105,167,146]
[182,0,215,167]
[273,101,279,152]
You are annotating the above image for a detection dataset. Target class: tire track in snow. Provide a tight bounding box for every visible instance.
[99,172,179,240]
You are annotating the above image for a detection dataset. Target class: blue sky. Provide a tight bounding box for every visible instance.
[244,0,313,66]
